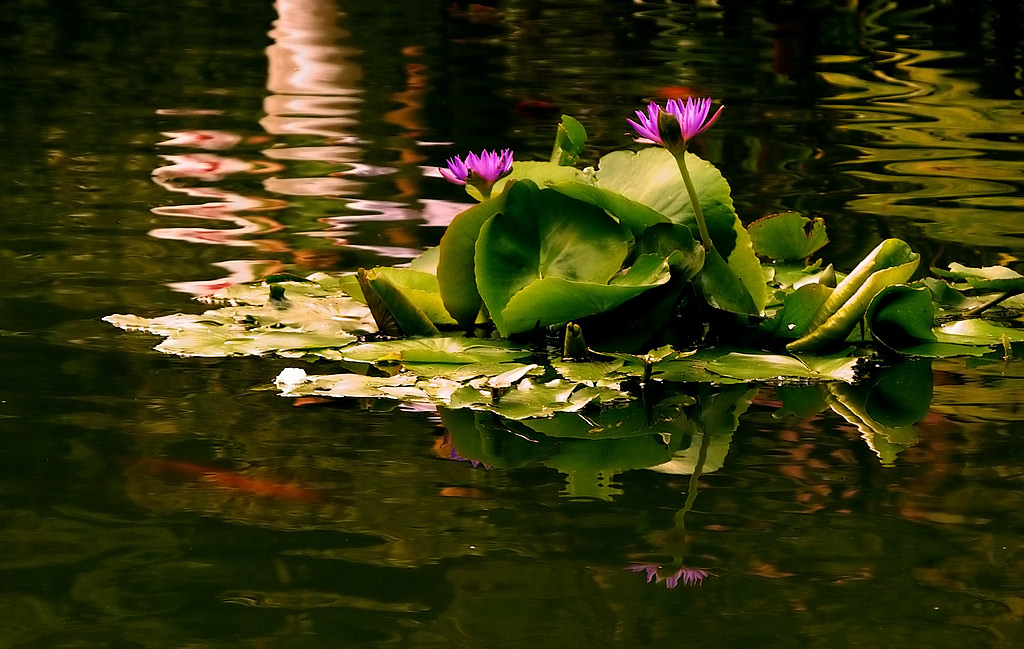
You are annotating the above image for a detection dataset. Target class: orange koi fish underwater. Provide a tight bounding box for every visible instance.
[133,458,322,502]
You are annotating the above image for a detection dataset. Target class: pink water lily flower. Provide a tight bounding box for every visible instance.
[627,97,723,151]
[439,148,514,185]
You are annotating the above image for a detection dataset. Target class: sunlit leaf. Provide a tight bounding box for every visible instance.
[340,336,533,365]
[550,181,670,236]
[341,266,455,326]
[933,319,1024,346]
[761,282,832,339]
[705,352,859,383]
[495,256,673,335]
[104,292,372,357]
[448,378,626,420]
[365,270,440,336]
[491,161,586,195]
[550,115,588,166]
[748,212,829,262]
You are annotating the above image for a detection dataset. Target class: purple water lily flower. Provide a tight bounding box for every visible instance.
[627,97,723,152]
[439,148,514,186]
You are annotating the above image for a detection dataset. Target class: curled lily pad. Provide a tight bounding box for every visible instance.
[866,285,937,351]
[361,268,440,337]
[787,239,920,352]
[342,266,456,326]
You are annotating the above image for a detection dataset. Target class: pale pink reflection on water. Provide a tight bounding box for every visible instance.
[150,0,464,291]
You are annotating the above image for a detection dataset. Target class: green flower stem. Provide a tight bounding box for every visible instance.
[673,150,714,252]
[673,422,713,530]
[469,181,492,201]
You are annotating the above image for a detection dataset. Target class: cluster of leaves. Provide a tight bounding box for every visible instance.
[106,115,1024,446]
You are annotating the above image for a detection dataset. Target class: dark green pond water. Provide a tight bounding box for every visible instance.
[3,1,1024,647]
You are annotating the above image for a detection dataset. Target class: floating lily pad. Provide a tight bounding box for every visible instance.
[705,352,859,383]
[340,336,533,365]
[934,319,1024,346]
[104,292,373,357]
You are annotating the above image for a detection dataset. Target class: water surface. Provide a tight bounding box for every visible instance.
[2,1,1024,647]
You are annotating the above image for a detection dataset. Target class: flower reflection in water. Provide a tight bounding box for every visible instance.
[433,432,490,470]
[629,564,713,589]
[157,129,244,150]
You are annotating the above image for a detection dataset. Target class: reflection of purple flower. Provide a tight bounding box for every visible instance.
[629,564,712,588]
[439,149,514,186]
[664,567,711,588]
[436,432,490,469]
[629,564,660,583]
[627,97,723,151]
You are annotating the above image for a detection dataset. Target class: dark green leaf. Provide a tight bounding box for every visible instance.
[865,285,936,351]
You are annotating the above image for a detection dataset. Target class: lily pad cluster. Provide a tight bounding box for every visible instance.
[106,108,1024,456]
